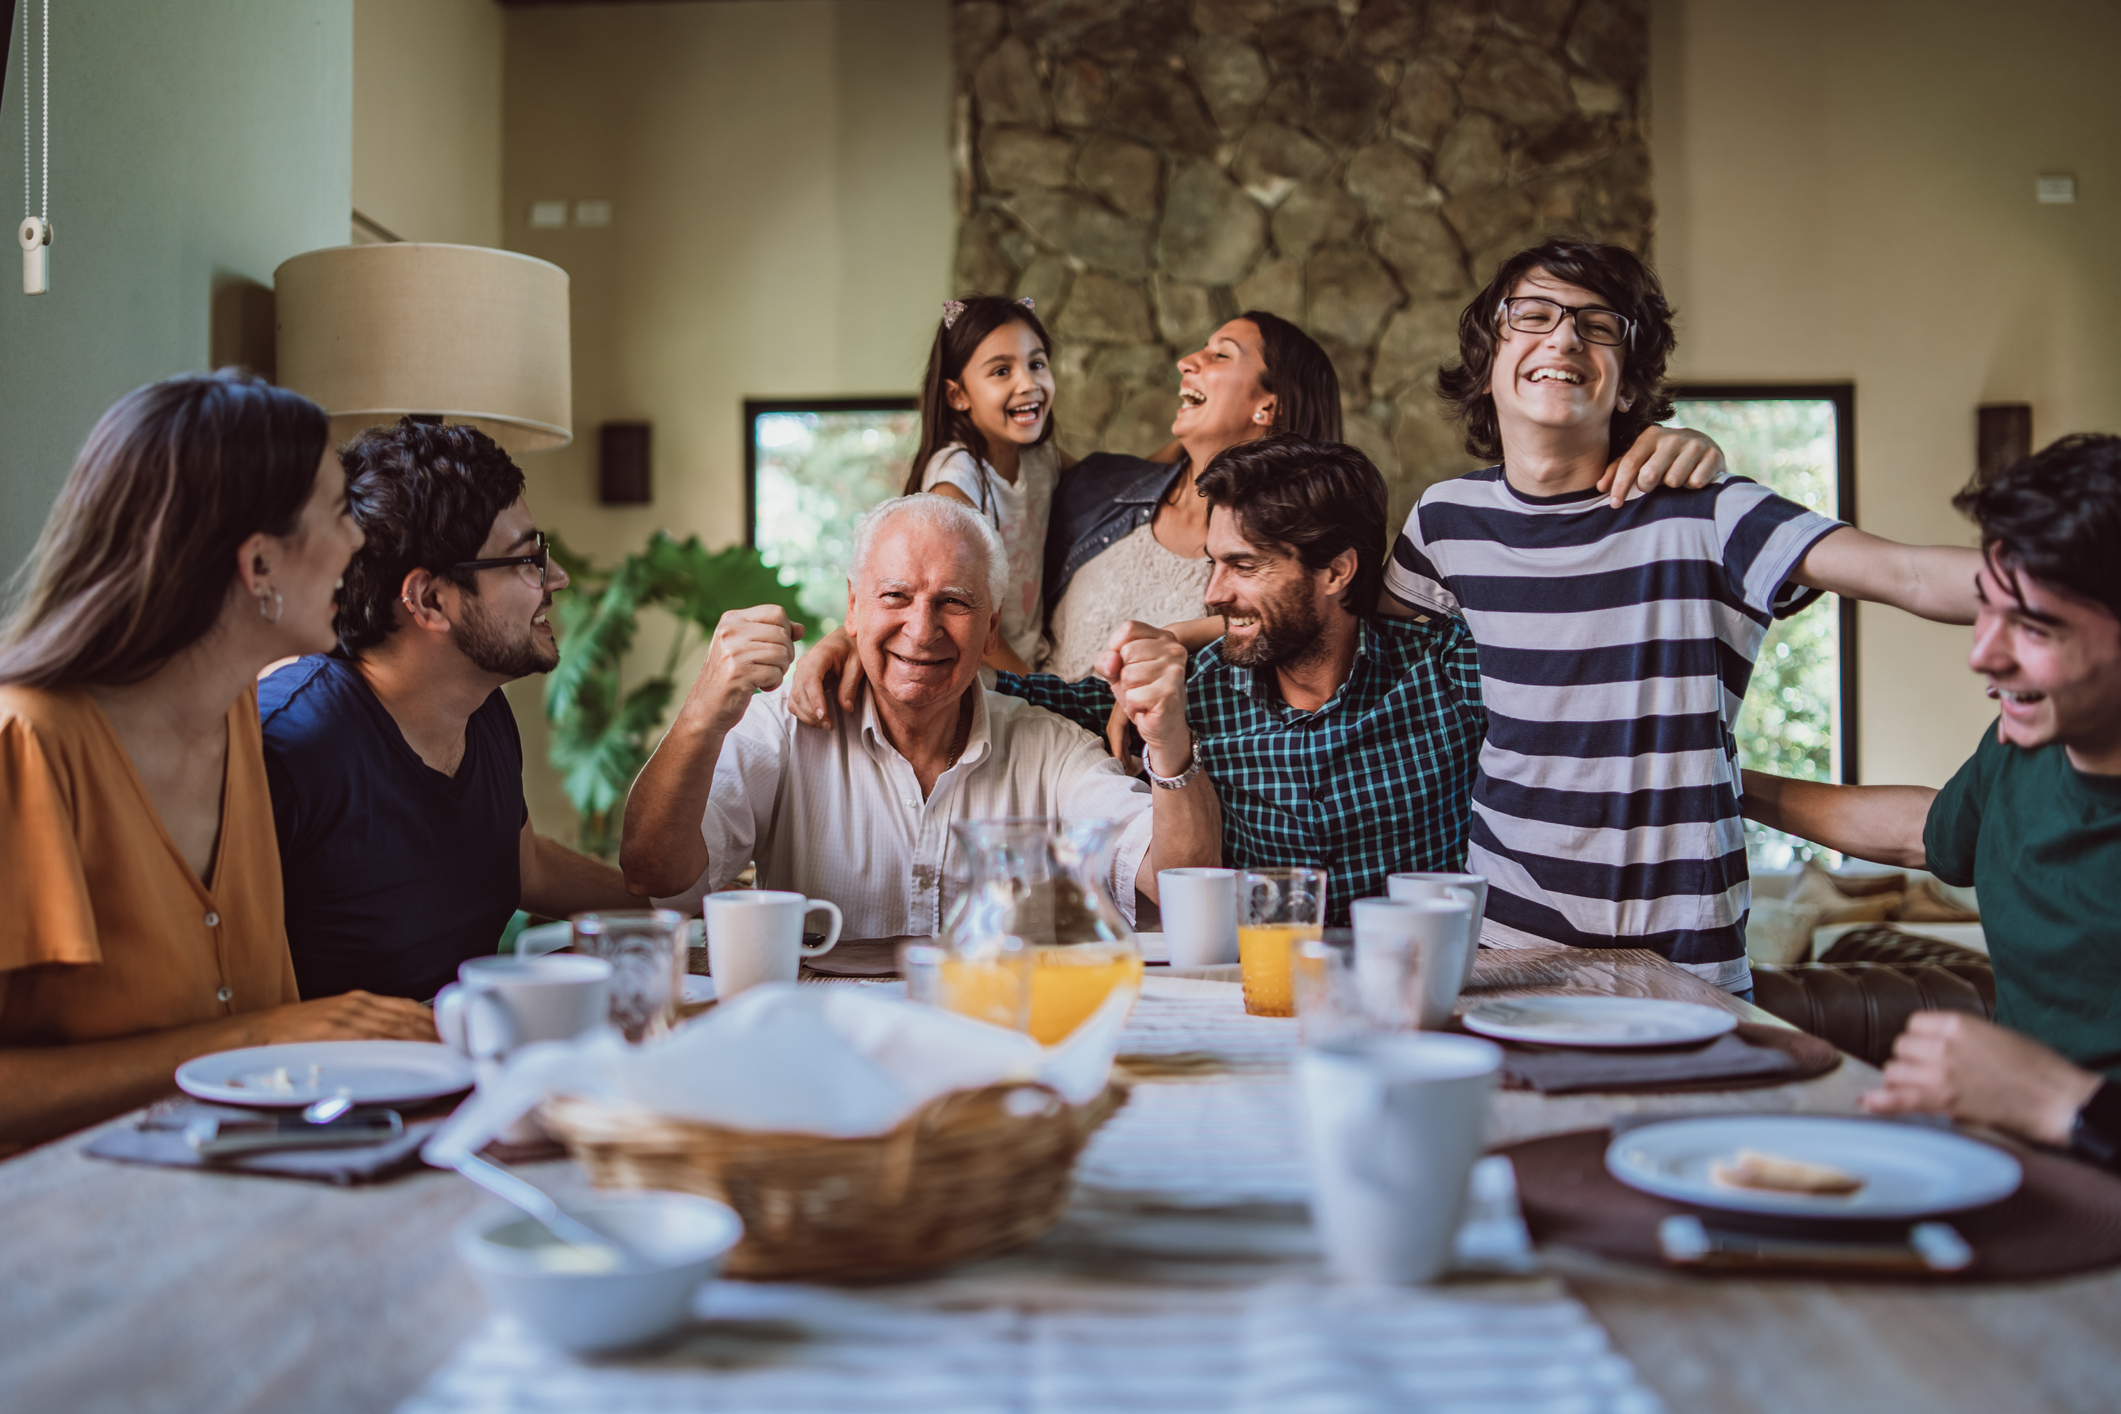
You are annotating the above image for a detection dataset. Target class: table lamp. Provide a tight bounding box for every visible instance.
[273,243,572,454]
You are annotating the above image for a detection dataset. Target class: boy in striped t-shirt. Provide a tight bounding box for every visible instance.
[1384,240,1981,993]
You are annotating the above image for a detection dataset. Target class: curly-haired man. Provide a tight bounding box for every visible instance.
[258,419,634,1001]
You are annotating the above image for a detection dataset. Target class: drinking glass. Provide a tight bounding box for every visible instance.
[1238,868,1327,1017]
[571,909,687,1042]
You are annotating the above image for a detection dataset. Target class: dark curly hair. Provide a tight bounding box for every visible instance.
[335,419,526,655]
[1438,238,1677,463]
[1194,433,1386,614]
[1954,433,2121,621]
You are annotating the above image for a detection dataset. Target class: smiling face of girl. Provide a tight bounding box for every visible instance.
[944,320,1053,470]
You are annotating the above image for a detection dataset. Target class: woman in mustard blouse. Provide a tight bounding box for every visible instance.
[0,372,434,1151]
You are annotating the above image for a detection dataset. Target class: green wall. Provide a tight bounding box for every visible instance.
[0,0,351,580]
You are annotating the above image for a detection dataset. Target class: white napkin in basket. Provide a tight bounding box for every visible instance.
[423,981,1132,1166]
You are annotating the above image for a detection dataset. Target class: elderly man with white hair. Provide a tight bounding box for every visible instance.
[622,495,1220,934]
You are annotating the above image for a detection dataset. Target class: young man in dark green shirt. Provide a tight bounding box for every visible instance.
[1743,433,2121,1168]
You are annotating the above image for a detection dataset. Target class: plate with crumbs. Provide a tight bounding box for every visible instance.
[1607,1114,2023,1218]
[176,1040,476,1108]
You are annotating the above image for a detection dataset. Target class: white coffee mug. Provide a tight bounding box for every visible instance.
[1352,896,1474,1029]
[1388,872,1489,991]
[1157,867,1239,966]
[434,953,613,1062]
[704,890,844,997]
[1297,1032,1502,1284]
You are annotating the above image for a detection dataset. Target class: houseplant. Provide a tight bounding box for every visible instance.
[544,531,806,856]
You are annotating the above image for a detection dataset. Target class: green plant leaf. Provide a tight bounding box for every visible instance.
[542,532,805,854]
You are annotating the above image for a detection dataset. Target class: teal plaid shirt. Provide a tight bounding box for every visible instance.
[996,615,1485,924]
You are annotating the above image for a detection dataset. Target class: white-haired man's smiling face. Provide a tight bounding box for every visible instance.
[847,517,998,717]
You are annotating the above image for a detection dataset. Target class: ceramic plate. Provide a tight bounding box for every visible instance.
[1606,1114,2024,1218]
[1461,995,1738,1048]
[681,974,716,1004]
[176,1041,476,1108]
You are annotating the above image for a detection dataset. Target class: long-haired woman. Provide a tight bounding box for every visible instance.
[0,371,435,1153]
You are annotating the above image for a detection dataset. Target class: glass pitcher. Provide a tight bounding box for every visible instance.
[930,818,1143,1045]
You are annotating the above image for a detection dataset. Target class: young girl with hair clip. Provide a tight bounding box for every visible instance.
[904,294,1064,675]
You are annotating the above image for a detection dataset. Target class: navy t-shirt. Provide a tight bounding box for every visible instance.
[258,655,526,1001]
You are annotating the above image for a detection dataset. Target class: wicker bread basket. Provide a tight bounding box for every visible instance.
[540,1081,1127,1283]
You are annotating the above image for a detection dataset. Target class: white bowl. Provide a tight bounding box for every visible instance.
[455,1190,743,1352]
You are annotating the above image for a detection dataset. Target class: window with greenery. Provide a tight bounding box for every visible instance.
[746,398,919,637]
[1665,386,1856,869]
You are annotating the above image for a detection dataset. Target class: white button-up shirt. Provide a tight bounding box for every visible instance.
[661,685,1155,938]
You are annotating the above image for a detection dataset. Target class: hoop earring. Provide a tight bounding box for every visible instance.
[258,588,283,624]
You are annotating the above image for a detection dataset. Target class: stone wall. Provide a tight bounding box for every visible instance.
[950,0,1652,520]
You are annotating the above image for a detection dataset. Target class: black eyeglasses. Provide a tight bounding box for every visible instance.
[453,531,553,588]
[1498,296,1633,348]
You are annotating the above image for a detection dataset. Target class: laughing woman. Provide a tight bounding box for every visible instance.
[0,373,435,1153]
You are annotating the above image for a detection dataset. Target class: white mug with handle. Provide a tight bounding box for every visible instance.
[704,890,844,998]
[434,953,614,1063]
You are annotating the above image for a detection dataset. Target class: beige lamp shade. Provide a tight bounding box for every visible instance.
[274,243,572,455]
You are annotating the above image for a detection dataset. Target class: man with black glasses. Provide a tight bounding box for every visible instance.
[259,420,634,1001]
[1383,238,1982,996]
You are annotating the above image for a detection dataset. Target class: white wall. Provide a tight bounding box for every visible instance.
[353,0,503,247]
[0,0,351,581]
[1650,0,2121,787]
[500,0,954,836]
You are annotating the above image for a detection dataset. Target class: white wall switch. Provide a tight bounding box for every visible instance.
[574,199,612,228]
[2036,174,2076,204]
[529,200,570,228]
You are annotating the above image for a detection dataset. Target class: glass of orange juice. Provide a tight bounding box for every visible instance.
[1238,868,1328,1017]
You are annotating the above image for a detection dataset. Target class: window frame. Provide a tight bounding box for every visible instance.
[742,396,919,551]
[1668,382,1860,784]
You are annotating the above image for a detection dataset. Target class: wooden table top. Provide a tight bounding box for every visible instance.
[3,946,2114,1414]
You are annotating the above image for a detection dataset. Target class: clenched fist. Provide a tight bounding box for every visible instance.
[697,606,805,731]
[1096,621,1194,782]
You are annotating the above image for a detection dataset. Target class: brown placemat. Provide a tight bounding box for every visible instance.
[1493,1024,1841,1094]
[1503,1126,2121,1282]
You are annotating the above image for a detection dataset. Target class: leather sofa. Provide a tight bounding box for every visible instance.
[1750,925,1995,1068]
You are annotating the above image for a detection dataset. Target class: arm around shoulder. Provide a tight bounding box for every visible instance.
[1793,526,1981,625]
[1739,769,1935,869]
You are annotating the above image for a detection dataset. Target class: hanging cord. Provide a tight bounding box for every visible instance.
[22,0,45,223]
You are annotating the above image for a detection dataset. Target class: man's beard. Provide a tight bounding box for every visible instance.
[456,594,556,679]
[1211,582,1328,672]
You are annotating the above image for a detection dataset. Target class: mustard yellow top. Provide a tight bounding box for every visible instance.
[0,684,297,1044]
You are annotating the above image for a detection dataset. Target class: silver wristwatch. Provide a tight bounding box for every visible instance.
[1143,740,1203,790]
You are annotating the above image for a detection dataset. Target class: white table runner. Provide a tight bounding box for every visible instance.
[400,979,1663,1413]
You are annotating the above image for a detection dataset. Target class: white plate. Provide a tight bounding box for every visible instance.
[1606,1114,2024,1218]
[176,1041,476,1108]
[680,974,716,1004]
[1461,995,1737,1048]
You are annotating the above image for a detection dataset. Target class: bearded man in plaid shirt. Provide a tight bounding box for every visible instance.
[995,434,1485,926]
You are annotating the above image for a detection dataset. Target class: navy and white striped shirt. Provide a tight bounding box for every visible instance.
[1384,468,1842,990]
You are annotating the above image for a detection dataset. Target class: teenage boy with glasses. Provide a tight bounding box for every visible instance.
[258,420,635,1002]
[1382,238,1983,995]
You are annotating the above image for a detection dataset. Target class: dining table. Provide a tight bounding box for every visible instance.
[4,943,2119,1413]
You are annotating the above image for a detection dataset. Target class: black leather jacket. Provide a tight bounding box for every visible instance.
[1041,452,1189,625]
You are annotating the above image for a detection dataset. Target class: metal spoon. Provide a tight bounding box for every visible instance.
[303,1092,355,1124]
[451,1151,643,1270]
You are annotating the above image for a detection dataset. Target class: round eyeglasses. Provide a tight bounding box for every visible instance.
[1498,296,1632,347]
[452,530,553,589]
